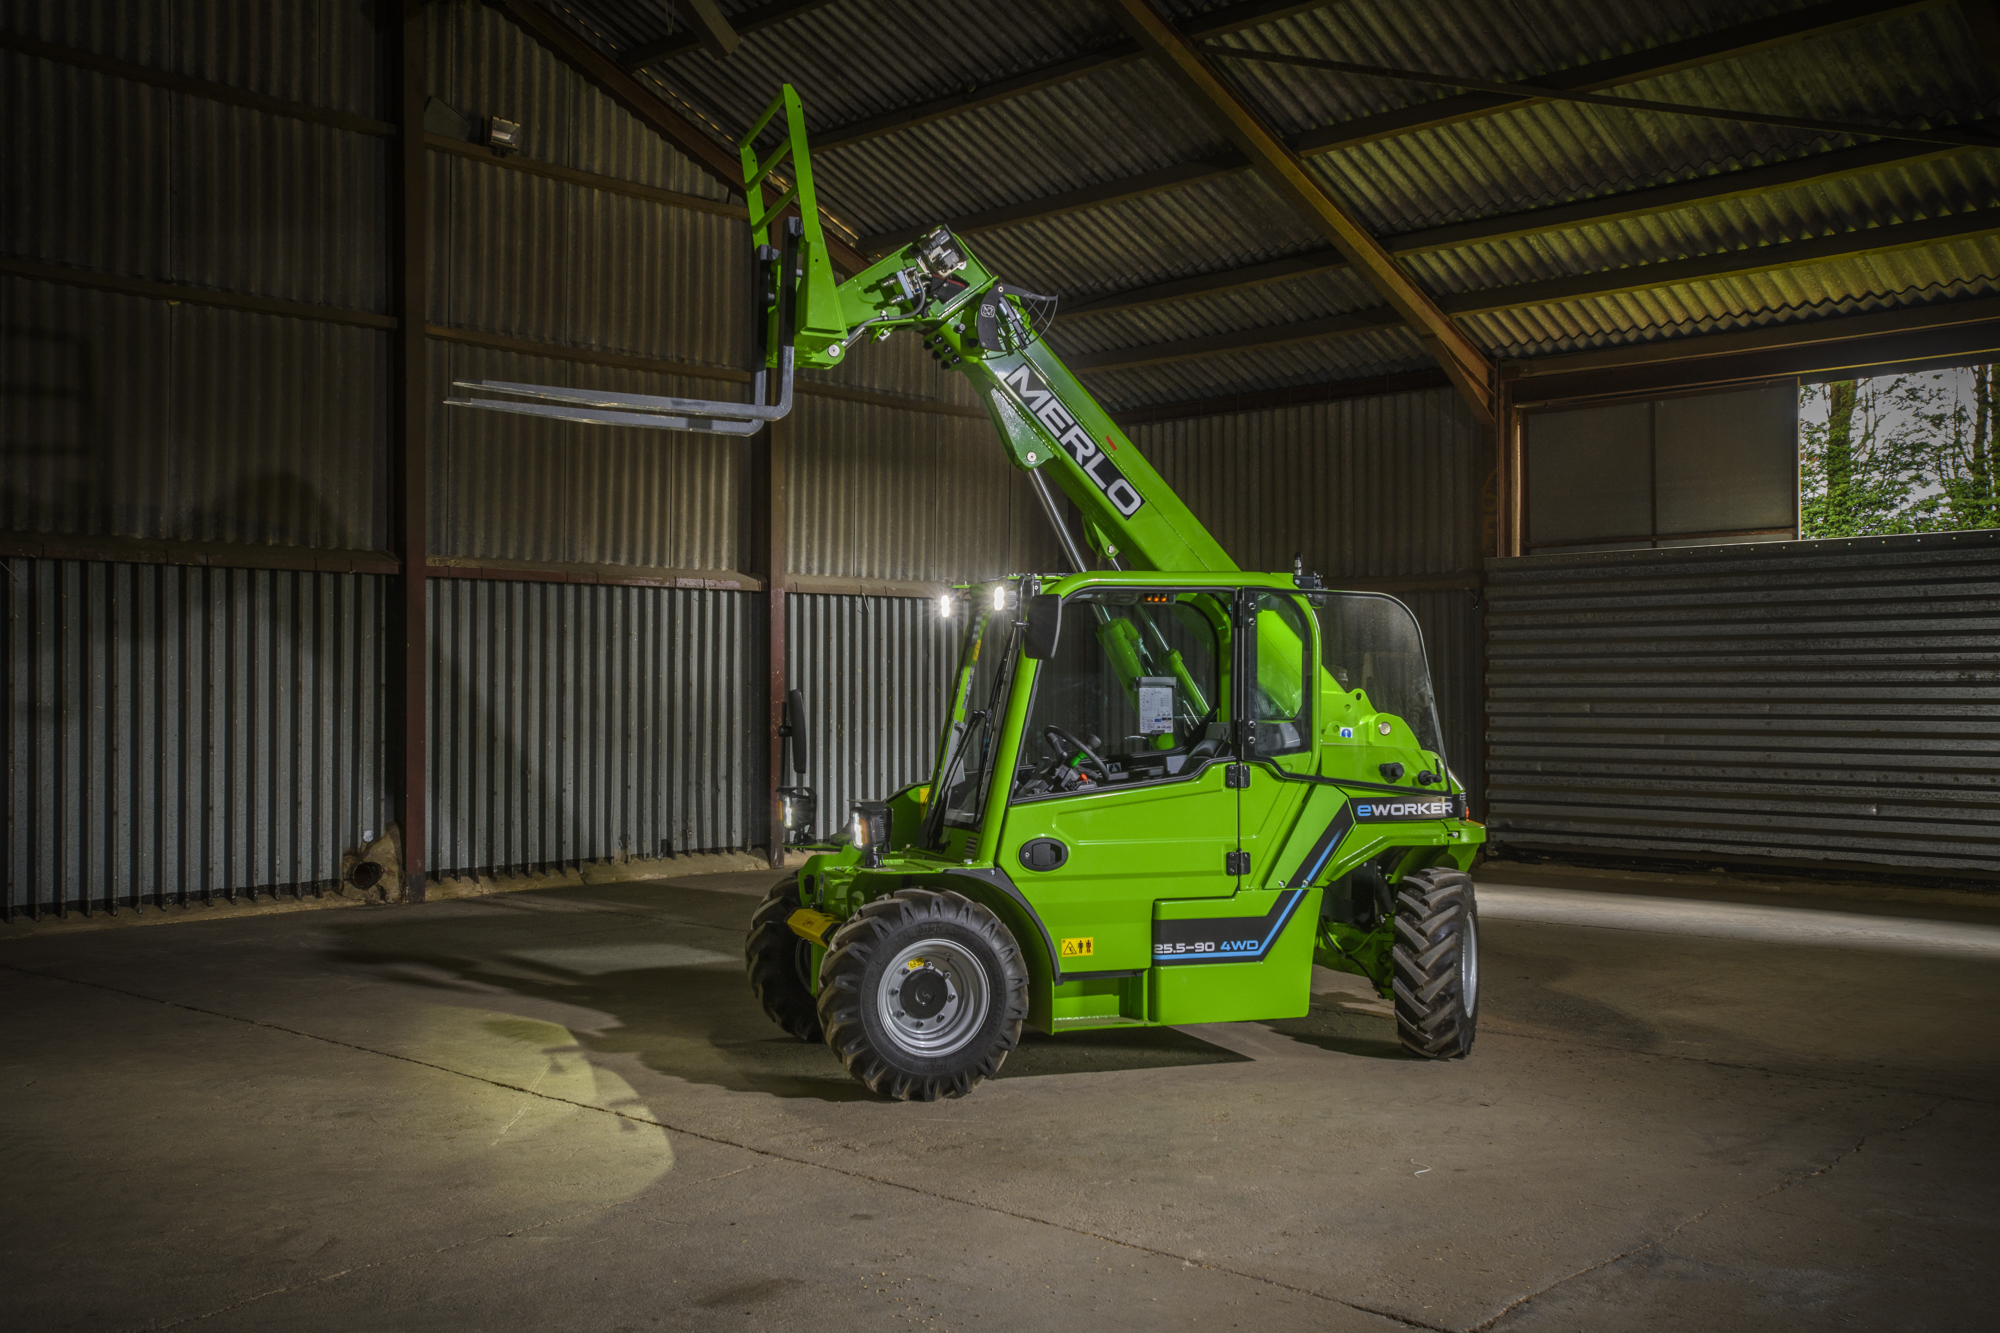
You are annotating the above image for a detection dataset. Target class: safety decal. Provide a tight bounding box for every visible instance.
[1353,796,1456,821]
[1059,936,1095,959]
[1152,890,1305,965]
[999,361,1144,517]
[1338,726,1354,739]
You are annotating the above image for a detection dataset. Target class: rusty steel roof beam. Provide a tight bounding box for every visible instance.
[1105,0,1497,421]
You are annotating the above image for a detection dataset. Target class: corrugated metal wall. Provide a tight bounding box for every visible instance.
[786,398,1058,584]
[428,579,760,874]
[3,559,383,918]
[427,340,748,570]
[1484,532,2000,874]
[1132,388,1488,809]
[785,593,958,840]
[1133,389,1485,580]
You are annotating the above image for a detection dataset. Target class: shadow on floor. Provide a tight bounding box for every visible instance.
[999,1026,1249,1078]
[323,885,1252,1102]
[1267,998,1419,1060]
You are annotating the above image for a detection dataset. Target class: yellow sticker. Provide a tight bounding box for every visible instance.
[1059,937,1094,958]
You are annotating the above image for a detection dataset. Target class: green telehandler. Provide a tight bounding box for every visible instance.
[451,87,1483,1101]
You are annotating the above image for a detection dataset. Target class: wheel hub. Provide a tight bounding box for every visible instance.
[900,967,948,1019]
[877,939,990,1057]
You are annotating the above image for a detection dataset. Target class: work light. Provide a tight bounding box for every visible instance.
[778,786,816,844]
[938,592,956,618]
[849,801,891,868]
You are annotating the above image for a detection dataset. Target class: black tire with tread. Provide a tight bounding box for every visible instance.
[1390,868,1478,1059]
[817,888,1028,1101]
[745,875,823,1042]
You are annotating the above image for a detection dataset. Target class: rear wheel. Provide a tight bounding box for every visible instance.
[745,876,822,1042]
[818,888,1028,1101]
[1390,868,1478,1059]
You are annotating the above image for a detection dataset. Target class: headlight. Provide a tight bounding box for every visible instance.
[991,584,1008,611]
[849,800,891,867]
[778,787,815,843]
[938,592,956,618]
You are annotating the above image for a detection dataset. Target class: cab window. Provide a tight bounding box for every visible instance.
[1247,591,1312,758]
[935,609,1017,829]
[1013,591,1227,800]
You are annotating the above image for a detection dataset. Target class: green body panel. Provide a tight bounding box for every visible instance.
[744,93,1486,1033]
[999,760,1240,972]
[1150,889,1321,1025]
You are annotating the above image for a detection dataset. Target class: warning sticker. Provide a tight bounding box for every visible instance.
[1059,937,1095,959]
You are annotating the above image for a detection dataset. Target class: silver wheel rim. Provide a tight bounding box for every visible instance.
[1459,909,1479,1020]
[875,938,991,1058]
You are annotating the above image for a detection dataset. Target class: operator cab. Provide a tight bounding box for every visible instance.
[924,575,1454,854]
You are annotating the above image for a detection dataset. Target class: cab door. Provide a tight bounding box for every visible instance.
[995,588,1237,973]
[1233,589,1319,881]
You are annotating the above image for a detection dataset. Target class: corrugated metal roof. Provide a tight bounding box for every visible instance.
[545,0,2000,408]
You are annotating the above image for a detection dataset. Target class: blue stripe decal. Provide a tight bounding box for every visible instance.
[1152,889,1306,966]
[1286,803,1354,890]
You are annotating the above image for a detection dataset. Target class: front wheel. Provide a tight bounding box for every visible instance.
[745,876,823,1042]
[1390,868,1479,1059]
[817,888,1028,1101]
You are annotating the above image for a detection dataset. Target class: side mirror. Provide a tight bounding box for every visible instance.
[785,688,809,775]
[1022,594,1062,659]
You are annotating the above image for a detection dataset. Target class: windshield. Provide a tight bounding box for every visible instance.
[933,608,1017,832]
[1311,593,1446,762]
[1014,590,1228,798]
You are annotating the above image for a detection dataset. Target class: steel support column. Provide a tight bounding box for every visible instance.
[386,0,428,902]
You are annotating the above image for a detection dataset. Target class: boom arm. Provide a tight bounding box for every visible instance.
[831,233,1235,574]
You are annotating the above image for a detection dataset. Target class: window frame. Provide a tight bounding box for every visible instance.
[1235,588,1315,761]
[1007,586,1236,806]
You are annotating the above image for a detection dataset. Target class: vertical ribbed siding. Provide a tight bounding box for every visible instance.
[784,593,957,840]
[427,579,762,874]
[2,560,383,918]
[1484,533,2000,874]
[1130,388,1485,579]
[425,11,745,363]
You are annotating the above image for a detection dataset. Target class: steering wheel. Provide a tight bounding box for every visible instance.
[1041,725,1112,785]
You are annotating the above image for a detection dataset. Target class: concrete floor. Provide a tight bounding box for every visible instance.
[2,867,1996,1332]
